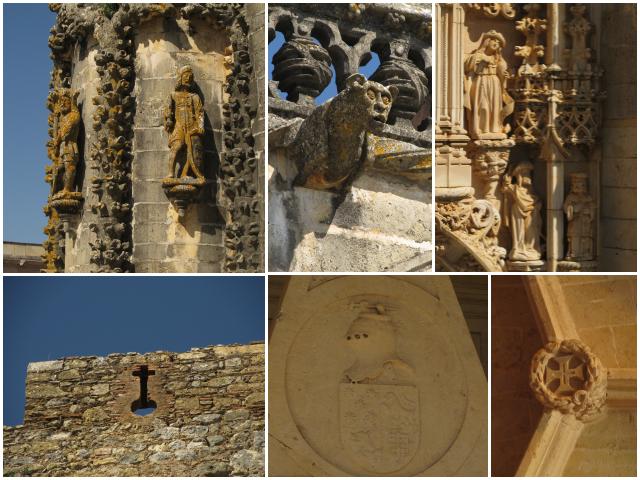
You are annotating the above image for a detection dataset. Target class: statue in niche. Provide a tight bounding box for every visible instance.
[501,161,542,261]
[464,30,514,139]
[291,73,398,191]
[47,88,83,214]
[342,303,414,385]
[165,65,205,180]
[564,173,595,261]
[162,65,207,217]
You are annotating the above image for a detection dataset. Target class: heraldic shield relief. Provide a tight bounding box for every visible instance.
[339,303,420,474]
[339,383,420,474]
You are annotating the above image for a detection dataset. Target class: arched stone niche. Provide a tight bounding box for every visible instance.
[131,16,231,273]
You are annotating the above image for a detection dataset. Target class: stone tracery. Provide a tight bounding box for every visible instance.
[436,3,608,272]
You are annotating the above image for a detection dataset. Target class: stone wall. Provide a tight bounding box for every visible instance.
[491,276,543,476]
[3,343,264,477]
[598,3,637,271]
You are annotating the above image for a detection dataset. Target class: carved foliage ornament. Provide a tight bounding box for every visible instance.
[530,339,606,422]
[467,3,516,20]
[46,4,262,272]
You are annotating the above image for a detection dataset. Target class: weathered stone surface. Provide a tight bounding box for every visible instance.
[4,342,265,476]
[269,276,487,476]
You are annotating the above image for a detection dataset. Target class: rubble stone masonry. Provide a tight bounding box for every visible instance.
[3,342,264,476]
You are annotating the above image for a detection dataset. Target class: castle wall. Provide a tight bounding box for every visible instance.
[598,3,637,271]
[3,343,265,477]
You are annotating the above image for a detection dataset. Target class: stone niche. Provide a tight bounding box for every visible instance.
[269,276,487,476]
[131,16,229,273]
[42,4,265,273]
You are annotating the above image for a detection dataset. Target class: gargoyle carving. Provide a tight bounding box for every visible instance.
[291,73,398,191]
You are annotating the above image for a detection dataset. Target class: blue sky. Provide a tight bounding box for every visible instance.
[3,276,265,426]
[3,4,58,243]
[269,31,380,106]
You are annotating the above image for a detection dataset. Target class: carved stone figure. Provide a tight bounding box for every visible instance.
[47,88,83,214]
[342,303,415,385]
[464,30,514,139]
[564,173,595,261]
[501,161,542,262]
[162,65,207,217]
[164,65,205,180]
[291,73,398,191]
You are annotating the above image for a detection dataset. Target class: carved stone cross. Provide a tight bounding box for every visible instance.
[545,354,585,395]
[132,365,156,408]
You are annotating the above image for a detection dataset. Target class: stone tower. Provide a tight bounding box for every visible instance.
[43,4,265,273]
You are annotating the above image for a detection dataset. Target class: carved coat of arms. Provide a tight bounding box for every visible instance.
[339,303,420,474]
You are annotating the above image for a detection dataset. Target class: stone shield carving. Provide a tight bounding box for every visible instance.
[274,276,486,476]
[339,383,420,474]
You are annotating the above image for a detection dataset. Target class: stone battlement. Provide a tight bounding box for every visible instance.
[4,342,265,476]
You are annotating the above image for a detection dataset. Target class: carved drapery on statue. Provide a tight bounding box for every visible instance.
[162,65,207,218]
[501,161,542,263]
[564,173,595,261]
[464,30,514,140]
[436,4,604,272]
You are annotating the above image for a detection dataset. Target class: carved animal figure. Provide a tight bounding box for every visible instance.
[291,73,398,191]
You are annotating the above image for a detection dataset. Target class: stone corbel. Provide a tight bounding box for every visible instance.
[467,139,514,210]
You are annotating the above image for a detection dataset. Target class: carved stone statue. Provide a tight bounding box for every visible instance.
[47,88,83,214]
[564,173,595,261]
[501,161,542,261]
[464,30,514,139]
[342,304,414,386]
[291,73,398,191]
[162,65,207,217]
[164,65,205,180]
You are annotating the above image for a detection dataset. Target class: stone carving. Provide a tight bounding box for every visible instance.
[530,339,607,422]
[564,173,595,261]
[435,191,506,271]
[272,32,332,105]
[46,88,83,215]
[564,5,592,74]
[464,30,514,139]
[342,303,415,385]
[369,39,430,129]
[501,161,542,262]
[514,4,547,75]
[162,65,207,218]
[181,4,263,272]
[291,73,398,191]
[468,139,514,209]
[44,4,263,273]
[340,303,418,474]
[467,3,516,20]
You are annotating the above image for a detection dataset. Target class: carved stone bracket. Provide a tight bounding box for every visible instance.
[530,339,607,422]
[467,139,514,209]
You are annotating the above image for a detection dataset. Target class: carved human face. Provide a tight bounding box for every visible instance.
[571,177,587,194]
[345,317,394,356]
[485,38,500,54]
[365,86,393,122]
[181,70,194,85]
